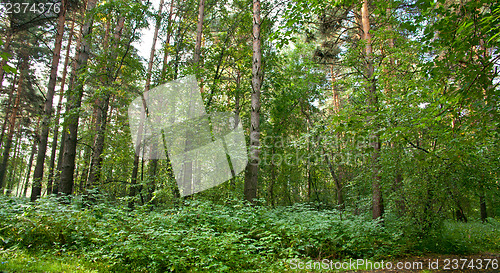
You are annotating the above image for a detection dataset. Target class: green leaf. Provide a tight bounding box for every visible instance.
[2,65,16,74]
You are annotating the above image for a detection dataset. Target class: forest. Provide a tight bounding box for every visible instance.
[0,0,499,271]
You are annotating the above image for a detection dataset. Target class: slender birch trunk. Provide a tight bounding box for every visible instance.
[244,0,262,203]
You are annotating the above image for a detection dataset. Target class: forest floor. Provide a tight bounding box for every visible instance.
[1,248,499,272]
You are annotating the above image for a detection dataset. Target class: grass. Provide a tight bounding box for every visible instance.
[0,251,393,273]
[441,218,500,252]
[0,248,104,273]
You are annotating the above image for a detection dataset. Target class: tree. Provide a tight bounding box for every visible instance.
[144,0,165,203]
[59,0,99,195]
[87,14,126,187]
[31,0,68,201]
[47,18,76,195]
[360,0,383,220]
[244,0,262,203]
[193,0,205,66]
[0,51,26,192]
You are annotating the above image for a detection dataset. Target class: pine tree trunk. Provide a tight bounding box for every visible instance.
[59,0,98,195]
[0,73,18,149]
[52,22,82,195]
[193,0,205,65]
[328,66,345,209]
[244,0,262,204]
[361,0,383,220]
[172,20,187,81]
[0,54,26,192]
[87,95,110,186]
[47,19,75,195]
[31,0,68,201]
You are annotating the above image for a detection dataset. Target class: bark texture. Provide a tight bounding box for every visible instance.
[244,0,262,203]
[361,0,383,220]
[59,0,98,195]
[31,0,68,201]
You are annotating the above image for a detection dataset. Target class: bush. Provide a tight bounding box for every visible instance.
[1,195,497,272]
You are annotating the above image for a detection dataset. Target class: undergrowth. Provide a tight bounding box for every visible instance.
[0,195,498,272]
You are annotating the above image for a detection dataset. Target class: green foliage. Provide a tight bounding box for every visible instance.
[0,248,100,273]
[0,196,408,272]
[0,39,16,75]
[2,196,498,272]
[418,219,500,255]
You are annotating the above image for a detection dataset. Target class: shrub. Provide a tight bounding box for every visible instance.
[1,196,497,272]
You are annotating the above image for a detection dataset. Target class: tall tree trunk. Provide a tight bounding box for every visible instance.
[161,0,176,81]
[268,145,275,206]
[330,65,340,112]
[86,98,110,187]
[193,0,205,65]
[324,152,344,209]
[154,0,178,201]
[7,124,22,195]
[361,0,383,220]
[244,0,262,203]
[384,8,404,218]
[22,138,38,197]
[31,0,68,201]
[230,70,241,191]
[79,143,92,192]
[47,18,75,195]
[59,0,98,195]
[53,130,65,195]
[143,0,165,203]
[87,17,125,187]
[178,0,205,199]
[0,72,18,149]
[52,22,82,195]
[307,165,312,201]
[328,66,345,209]
[0,54,26,192]
[129,98,148,208]
[172,21,189,81]
[146,0,164,92]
